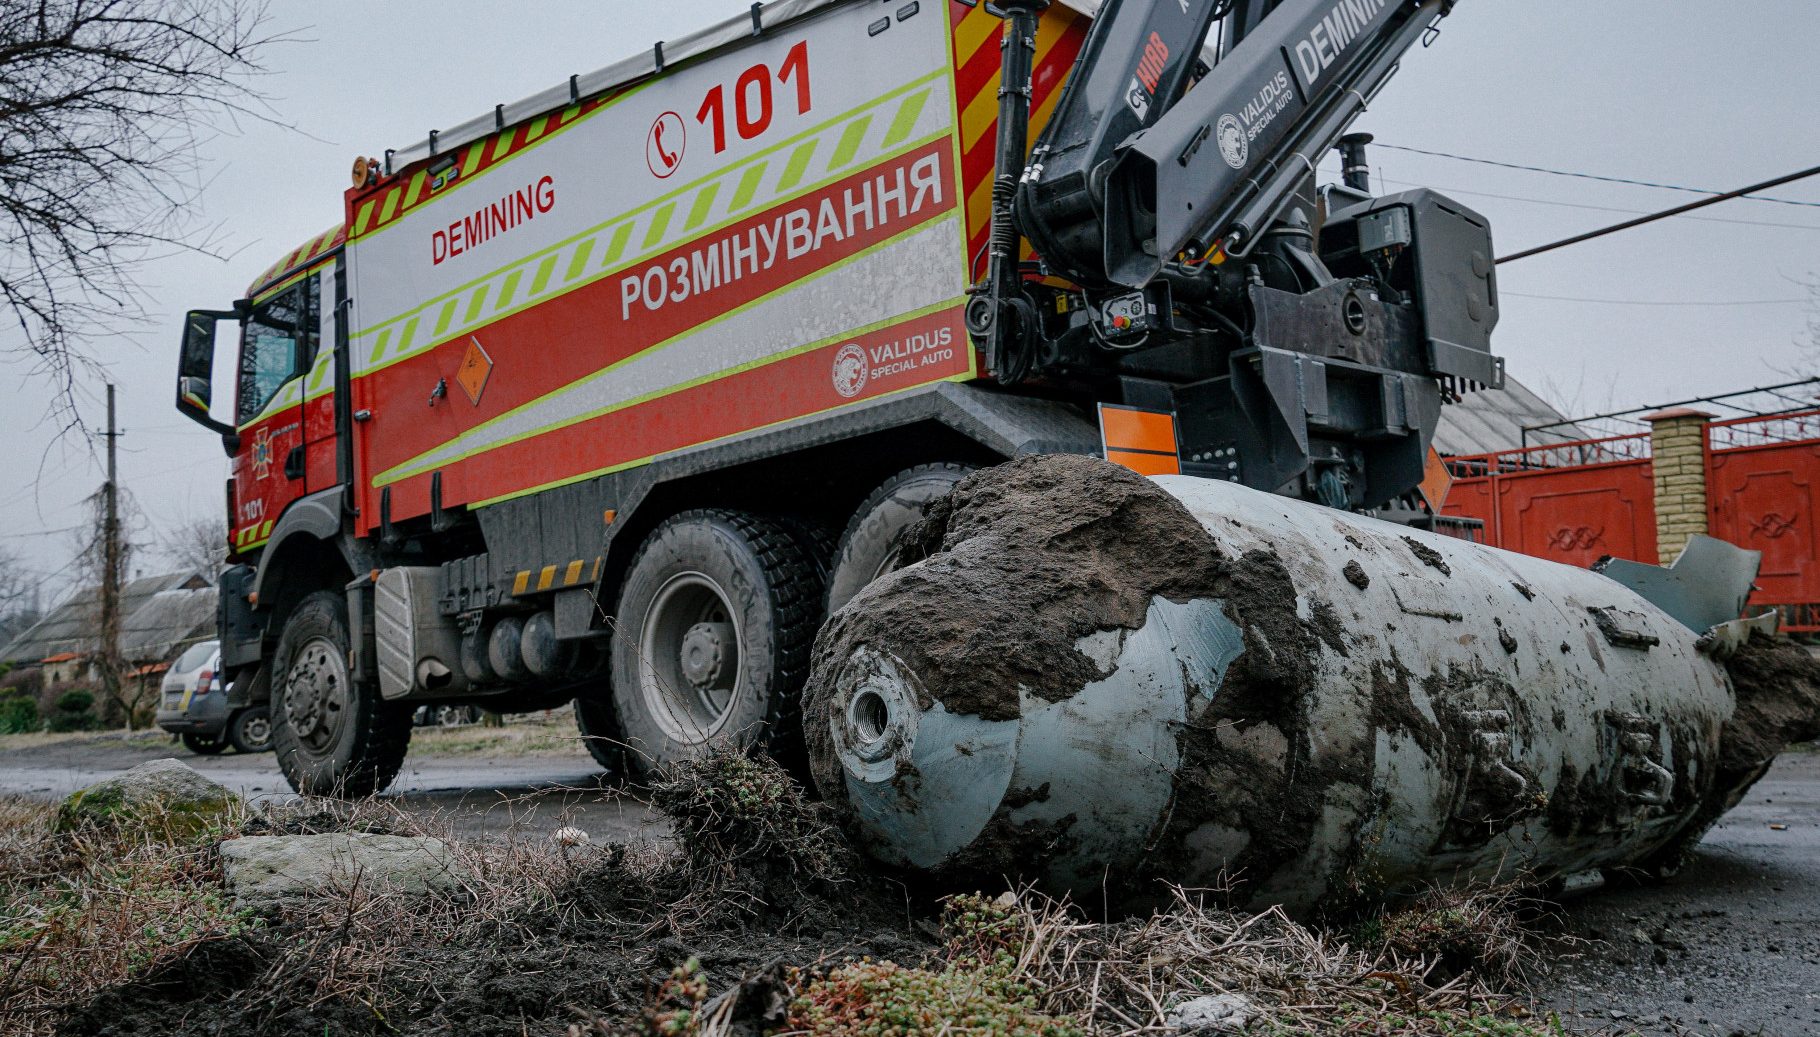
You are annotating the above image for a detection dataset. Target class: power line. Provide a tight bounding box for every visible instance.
[1377,143,1820,208]
[1496,164,1820,264]
[1372,176,1820,232]
[1318,162,1820,231]
[1501,291,1809,307]
[0,525,85,539]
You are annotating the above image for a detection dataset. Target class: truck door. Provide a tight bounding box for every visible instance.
[229,274,319,554]
[300,263,339,491]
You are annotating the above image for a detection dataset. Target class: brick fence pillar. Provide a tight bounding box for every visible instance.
[1643,406,1715,563]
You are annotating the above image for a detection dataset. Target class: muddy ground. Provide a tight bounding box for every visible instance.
[3,723,1816,1035]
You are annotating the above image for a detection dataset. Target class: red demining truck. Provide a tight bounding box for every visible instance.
[174,0,1500,794]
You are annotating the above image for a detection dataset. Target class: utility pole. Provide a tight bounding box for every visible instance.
[99,384,122,726]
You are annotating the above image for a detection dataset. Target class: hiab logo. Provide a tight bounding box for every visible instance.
[1125,32,1169,119]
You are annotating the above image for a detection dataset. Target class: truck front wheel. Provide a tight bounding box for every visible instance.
[610,510,821,778]
[270,590,413,797]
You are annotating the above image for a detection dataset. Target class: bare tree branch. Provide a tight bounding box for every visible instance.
[157,513,225,575]
[0,0,287,426]
[0,545,39,647]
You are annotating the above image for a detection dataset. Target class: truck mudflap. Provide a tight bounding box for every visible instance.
[802,454,1795,911]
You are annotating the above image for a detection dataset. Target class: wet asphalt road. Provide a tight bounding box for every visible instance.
[1539,749,1820,1037]
[3,730,1815,1035]
[0,726,661,843]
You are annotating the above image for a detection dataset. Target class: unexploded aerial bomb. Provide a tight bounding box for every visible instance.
[804,456,1816,912]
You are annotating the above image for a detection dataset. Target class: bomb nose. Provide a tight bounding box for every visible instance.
[826,646,922,782]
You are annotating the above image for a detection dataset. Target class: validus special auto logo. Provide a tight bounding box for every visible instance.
[831,343,868,398]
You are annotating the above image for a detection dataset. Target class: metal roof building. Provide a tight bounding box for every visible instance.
[0,571,216,667]
[1433,376,1584,457]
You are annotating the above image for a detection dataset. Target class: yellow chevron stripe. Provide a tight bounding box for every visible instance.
[536,565,557,591]
[564,559,584,585]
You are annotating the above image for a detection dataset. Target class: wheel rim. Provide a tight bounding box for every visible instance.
[638,571,741,744]
[283,635,350,756]
[240,711,272,749]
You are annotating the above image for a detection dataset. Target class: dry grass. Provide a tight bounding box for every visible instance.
[1369,886,1546,988]
[0,795,259,1036]
[0,727,172,752]
[0,751,1585,1037]
[0,789,611,1036]
[407,709,585,756]
[925,887,1566,1037]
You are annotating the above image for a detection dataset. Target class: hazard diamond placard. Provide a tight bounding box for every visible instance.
[457,336,493,405]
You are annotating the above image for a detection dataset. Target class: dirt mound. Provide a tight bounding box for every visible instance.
[1718,631,1820,771]
[1637,631,1820,877]
[847,452,1232,722]
[54,935,272,1036]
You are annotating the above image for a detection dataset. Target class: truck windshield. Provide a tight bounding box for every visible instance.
[236,274,319,425]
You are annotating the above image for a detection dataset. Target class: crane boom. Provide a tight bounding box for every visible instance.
[969,0,1501,515]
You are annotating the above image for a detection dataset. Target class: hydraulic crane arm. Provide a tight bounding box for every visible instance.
[969,0,1498,515]
[1019,0,1451,289]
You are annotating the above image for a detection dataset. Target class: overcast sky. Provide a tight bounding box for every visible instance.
[2,0,1816,582]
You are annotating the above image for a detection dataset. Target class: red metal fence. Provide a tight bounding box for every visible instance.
[1705,409,1820,631]
[1443,434,1658,568]
[1443,408,1820,633]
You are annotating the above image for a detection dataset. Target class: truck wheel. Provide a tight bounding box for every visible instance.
[270,590,414,797]
[610,510,821,778]
[227,706,273,753]
[573,695,624,772]
[827,463,973,614]
[181,732,227,756]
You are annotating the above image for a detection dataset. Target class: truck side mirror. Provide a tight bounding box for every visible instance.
[176,309,239,439]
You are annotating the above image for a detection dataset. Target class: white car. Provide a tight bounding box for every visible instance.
[153,640,271,754]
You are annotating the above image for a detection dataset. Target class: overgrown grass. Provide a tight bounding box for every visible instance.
[1,751,1605,1037]
[0,795,260,1035]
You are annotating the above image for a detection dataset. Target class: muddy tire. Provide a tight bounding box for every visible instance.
[226,705,273,753]
[181,731,226,756]
[609,510,822,779]
[826,463,972,614]
[573,694,624,773]
[270,590,413,797]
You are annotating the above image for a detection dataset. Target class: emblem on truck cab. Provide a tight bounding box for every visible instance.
[251,427,273,480]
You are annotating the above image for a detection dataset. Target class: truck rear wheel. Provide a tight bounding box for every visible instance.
[270,590,414,797]
[826,463,973,614]
[610,510,821,778]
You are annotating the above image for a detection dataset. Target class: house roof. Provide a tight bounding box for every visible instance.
[1433,376,1586,457]
[0,571,216,666]
[40,652,81,664]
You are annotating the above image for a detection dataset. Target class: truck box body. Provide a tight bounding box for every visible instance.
[227,1,1089,556]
